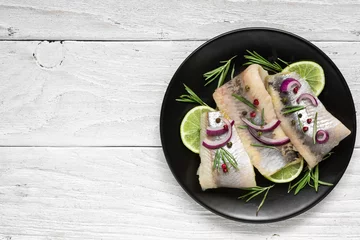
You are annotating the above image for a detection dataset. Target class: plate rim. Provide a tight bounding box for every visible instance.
[160,27,357,223]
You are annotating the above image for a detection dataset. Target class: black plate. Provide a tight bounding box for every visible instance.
[160,28,356,223]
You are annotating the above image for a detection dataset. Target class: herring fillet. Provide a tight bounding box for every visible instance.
[198,112,256,190]
[267,72,351,168]
[213,65,299,177]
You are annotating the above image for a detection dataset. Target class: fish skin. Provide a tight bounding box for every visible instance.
[198,111,256,190]
[213,64,299,177]
[267,72,351,168]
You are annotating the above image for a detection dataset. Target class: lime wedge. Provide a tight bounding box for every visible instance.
[180,106,214,153]
[282,61,325,96]
[265,157,304,183]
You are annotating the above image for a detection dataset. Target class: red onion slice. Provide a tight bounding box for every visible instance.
[296,93,318,106]
[241,118,281,132]
[280,78,301,93]
[248,128,290,146]
[316,130,329,143]
[202,126,232,149]
[206,120,234,136]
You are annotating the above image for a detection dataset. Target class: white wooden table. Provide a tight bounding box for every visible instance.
[0,1,359,239]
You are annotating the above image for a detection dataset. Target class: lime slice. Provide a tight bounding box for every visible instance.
[180,106,214,153]
[282,61,325,96]
[265,157,304,183]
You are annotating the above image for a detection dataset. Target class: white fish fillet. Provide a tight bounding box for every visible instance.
[267,72,351,168]
[198,111,256,190]
[213,65,299,176]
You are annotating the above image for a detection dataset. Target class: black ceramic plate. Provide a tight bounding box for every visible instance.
[160,28,356,223]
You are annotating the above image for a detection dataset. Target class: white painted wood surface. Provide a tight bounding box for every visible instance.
[0,0,359,239]
[0,0,359,41]
[0,41,359,146]
[0,147,359,240]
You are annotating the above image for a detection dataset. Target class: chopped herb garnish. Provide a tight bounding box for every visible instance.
[298,115,303,129]
[251,143,277,150]
[232,94,256,109]
[288,164,333,195]
[313,112,318,144]
[204,56,237,88]
[238,125,248,129]
[278,58,290,66]
[176,84,209,106]
[322,152,334,161]
[282,105,305,114]
[213,148,238,171]
[231,64,235,79]
[244,50,288,73]
[261,108,265,126]
[239,185,275,216]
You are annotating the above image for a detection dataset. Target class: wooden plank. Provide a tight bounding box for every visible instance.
[0,0,359,41]
[0,41,359,146]
[0,147,359,239]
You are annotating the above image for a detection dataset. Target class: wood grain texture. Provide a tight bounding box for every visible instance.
[0,147,359,240]
[0,41,359,146]
[0,0,359,41]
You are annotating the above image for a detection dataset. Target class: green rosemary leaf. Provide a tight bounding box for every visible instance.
[294,172,311,195]
[250,143,277,151]
[245,190,265,202]
[222,148,238,169]
[256,185,274,216]
[239,185,274,215]
[231,64,235,79]
[322,152,334,161]
[278,58,290,66]
[288,170,309,194]
[213,148,221,170]
[313,164,319,192]
[288,164,334,195]
[238,190,258,200]
[232,93,256,109]
[238,125,248,129]
[203,56,237,88]
[318,180,334,186]
[298,115,303,129]
[221,150,229,170]
[176,84,209,106]
[282,105,305,114]
[213,148,238,171]
[313,112,318,144]
[283,105,303,109]
[243,50,284,73]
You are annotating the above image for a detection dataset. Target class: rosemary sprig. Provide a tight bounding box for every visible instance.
[251,143,278,151]
[238,125,248,129]
[203,56,237,88]
[239,185,275,216]
[213,148,238,171]
[243,50,288,73]
[288,163,333,195]
[282,105,305,114]
[261,108,265,126]
[231,64,235,79]
[176,84,209,106]
[322,152,334,161]
[313,112,318,144]
[298,115,303,129]
[232,94,256,110]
